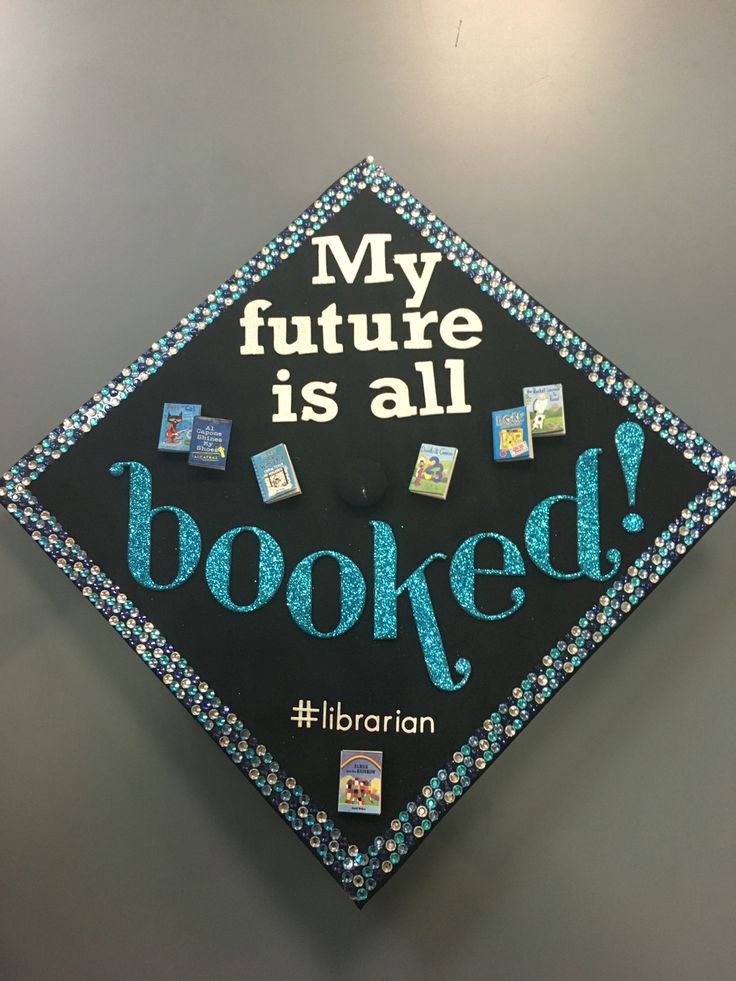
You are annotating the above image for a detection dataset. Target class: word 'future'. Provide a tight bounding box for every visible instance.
[238,234,481,422]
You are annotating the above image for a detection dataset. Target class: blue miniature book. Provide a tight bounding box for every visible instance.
[188,416,232,470]
[251,443,301,502]
[158,402,201,452]
[492,405,534,462]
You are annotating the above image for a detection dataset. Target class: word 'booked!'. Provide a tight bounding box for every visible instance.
[109,423,645,693]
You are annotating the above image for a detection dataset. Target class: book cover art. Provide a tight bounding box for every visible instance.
[158,402,201,452]
[187,416,232,470]
[492,406,534,462]
[251,443,301,503]
[408,443,458,500]
[337,750,383,815]
[523,383,566,437]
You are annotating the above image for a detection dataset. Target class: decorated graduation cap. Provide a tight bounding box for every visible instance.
[2,157,733,906]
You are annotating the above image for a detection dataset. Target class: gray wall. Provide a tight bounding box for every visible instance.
[1,3,734,978]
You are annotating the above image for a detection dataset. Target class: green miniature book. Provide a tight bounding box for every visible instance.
[408,443,458,500]
[523,383,566,437]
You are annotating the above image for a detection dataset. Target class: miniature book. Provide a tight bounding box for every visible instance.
[523,383,566,437]
[158,402,201,453]
[251,443,302,503]
[491,406,534,461]
[187,416,232,470]
[337,750,383,815]
[408,443,458,500]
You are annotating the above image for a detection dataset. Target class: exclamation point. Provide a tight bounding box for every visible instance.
[614,421,645,532]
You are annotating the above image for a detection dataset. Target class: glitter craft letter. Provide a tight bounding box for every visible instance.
[371,519,471,692]
[449,532,526,620]
[109,460,201,590]
[524,447,620,581]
